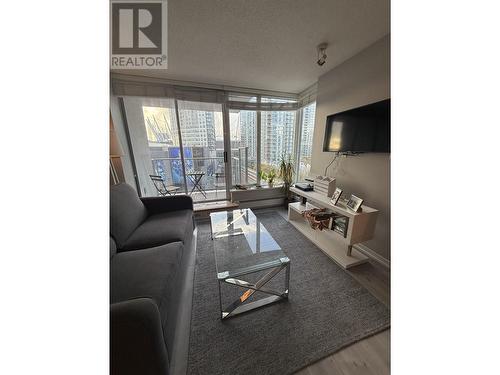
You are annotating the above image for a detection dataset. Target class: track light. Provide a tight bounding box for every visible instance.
[317,43,328,66]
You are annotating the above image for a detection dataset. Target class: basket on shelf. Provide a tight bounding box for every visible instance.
[302,208,334,231]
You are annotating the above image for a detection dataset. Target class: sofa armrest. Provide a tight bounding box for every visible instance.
[111,298,169,375]
[140,195,194,215]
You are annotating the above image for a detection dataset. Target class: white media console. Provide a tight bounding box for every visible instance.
[288,186,379,269]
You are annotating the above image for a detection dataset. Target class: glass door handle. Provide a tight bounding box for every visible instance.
[224,151,228,163]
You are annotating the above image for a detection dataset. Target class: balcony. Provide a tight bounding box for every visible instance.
[150,149,257,202]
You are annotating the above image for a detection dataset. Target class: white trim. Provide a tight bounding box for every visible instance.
[293,107,303,181]
[353,243,390,269]
[256,96,262,186]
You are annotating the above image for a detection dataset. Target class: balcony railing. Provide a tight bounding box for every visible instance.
[150,147,257,201]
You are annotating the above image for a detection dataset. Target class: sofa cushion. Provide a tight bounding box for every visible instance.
[111,242,184,362]
[111,298,169,375]
[110,183,148,249]
[111,242,182,306]
[110,237,117,259]
[121,209,193,251]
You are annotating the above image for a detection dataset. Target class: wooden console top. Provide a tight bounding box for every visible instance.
[290,186,378,218]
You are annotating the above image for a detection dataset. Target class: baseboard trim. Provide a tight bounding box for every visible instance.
[353,243,390,269]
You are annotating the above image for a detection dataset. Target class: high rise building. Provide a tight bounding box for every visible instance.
[179,110,216,151]
[300,102,316,158]
[239,111,257,160]
[261,111,296,167]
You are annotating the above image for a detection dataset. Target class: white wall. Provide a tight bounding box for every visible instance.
[310,35,390,261]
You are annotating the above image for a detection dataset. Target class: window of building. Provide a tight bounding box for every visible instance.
[297,102,316,181]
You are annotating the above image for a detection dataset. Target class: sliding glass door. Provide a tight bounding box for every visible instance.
[121,96,229,202]
[177,100,227,202]
[122,97,186,197]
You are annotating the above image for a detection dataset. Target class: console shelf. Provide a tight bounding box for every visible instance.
[288,187,379,269]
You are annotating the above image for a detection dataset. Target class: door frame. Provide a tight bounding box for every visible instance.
[221,102,232,200]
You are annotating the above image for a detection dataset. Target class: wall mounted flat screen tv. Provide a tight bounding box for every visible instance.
[323,99,390,153]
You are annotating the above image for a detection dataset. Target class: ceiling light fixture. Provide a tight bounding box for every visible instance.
[317,43,328,66]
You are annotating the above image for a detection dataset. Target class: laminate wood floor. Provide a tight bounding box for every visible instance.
[274,208,390,375]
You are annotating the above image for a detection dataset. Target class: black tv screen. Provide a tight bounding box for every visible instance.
[323,99,390,153]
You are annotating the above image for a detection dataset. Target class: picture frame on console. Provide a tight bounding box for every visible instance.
[346,194,363,212]
[330,187,343,206]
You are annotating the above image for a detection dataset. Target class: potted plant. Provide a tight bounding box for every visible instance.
[279,154,294,204]
[258,170,266,187]
[266,168,277,187]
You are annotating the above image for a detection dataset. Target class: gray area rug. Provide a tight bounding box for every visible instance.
[187,211,390,375]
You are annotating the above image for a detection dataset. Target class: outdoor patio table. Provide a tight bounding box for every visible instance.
[187,171,207,198]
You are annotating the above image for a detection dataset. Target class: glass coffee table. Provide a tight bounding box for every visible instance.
[210,208,290,320]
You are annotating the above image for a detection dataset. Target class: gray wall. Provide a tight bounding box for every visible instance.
[110,95,137,192]
[310,35,390,261]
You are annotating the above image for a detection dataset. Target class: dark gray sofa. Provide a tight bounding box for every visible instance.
[110,183,196,375]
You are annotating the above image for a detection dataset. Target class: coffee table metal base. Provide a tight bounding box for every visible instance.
[217,259,290,320]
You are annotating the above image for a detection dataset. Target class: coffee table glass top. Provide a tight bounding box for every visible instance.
[210,208,288,279]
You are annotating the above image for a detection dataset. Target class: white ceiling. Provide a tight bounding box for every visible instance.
[114,0,390,94]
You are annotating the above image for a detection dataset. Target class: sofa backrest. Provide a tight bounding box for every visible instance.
[110,237,117,259]
[110,183,148,249]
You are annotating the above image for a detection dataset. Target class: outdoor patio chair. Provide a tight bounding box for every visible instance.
[149,175,181,196]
